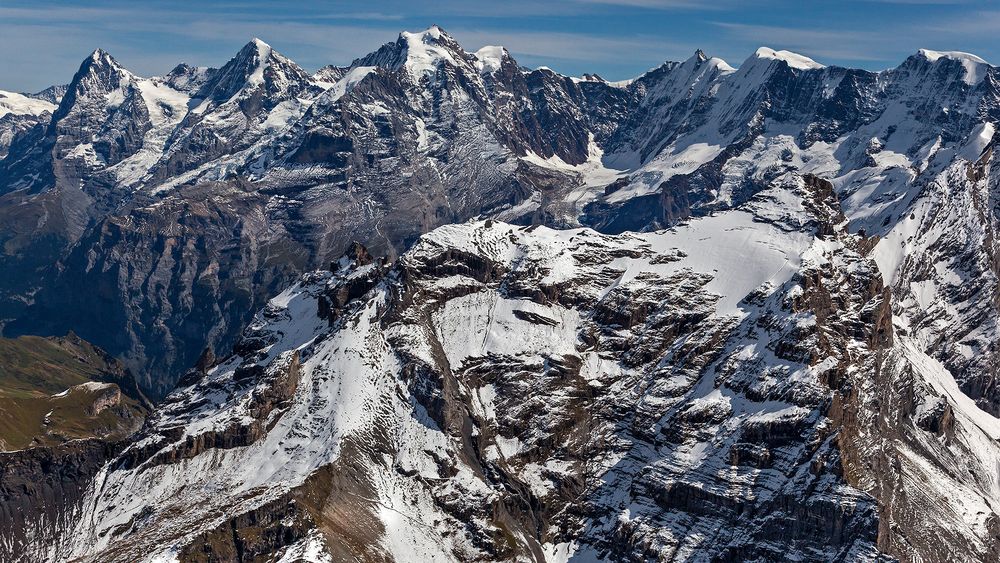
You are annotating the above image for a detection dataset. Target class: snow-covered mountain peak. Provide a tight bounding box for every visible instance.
[194,38,310,106]
[53,48,134,118]
[160,63,213,93]
[915,48,991,85]
[751,46,825,70]
[233,37,277,81]
[28,84,67,104]
[354,25,474,81]
[235,37,285,79]
[5,30,1000,563]
[74,48,131,80]
[682,49,735,73]
[710,57,736,73]
[398,25,466,77]
[86,48,116,65]
[248,36,271,51]
[313,64,347,85]
[473,45,508,74]
[404,23,445,41]
[918,48,988,65]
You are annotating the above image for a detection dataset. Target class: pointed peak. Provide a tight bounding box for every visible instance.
[195,37,308,104]
[83,48,122,70]
[751,47,824,70]
[52,48,132,122]
[28,84,67,105]
[682,50,709,67]
[678,50,734,73]
[237,37,274,60]
[71,48,129,83]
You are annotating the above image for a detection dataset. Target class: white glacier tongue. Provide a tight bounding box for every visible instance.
[751,46,825,70]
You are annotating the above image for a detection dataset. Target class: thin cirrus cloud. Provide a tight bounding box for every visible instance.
[568,0,724,8]
[0,2,697,91]
[0,0,996,92]
[709,22,898,66]
[923,9,1000,35]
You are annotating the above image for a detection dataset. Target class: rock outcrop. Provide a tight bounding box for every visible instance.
[7,171,999,560]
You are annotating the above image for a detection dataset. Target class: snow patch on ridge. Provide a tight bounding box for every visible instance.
[753,47,825,70]
[918,49,990,85]
[247,38,273,86]
[474,45,506,74]
[400,25,458,78]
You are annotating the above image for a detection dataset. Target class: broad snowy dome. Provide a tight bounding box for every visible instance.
[753,47,825,70]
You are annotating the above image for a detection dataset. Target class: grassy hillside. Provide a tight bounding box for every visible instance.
[0,334,148,450]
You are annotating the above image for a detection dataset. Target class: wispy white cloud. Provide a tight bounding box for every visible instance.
[867,0,971,4]
[0,0,995,92]
[448,27,691,66]
[922,9,1000,35]
[711,22,896,65]
[567,0,725,9]
[310,13,405,21]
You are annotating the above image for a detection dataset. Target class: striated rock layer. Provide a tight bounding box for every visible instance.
[6,169,999,560]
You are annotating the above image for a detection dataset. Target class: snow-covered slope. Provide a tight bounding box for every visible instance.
[0,90,56,118]
[10,172,999,560]
[0,90,57,158]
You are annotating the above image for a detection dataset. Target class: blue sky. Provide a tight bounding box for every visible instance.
[2,0,999,92]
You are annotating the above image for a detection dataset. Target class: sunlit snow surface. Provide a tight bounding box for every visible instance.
[0,90,56,118]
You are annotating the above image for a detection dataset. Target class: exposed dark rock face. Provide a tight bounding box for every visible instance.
[0,440,123,558]
[176,493,314,563]
[0,28,636,397]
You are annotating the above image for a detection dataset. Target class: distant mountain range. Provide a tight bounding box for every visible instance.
[1,26,999,562]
